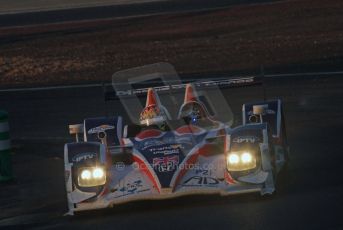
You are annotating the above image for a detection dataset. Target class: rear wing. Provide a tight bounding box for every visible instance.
[104,76,262,101]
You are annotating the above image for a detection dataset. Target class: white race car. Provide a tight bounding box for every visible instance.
[64,81,289,215]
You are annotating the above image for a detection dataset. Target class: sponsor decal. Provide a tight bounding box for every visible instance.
[72,152,97,163]
[140,139,164,150]
[88,124,115,134]
[153,155,179,172]
[232,136,260,144]
[195,168,210,176]
[118,180,146,193]
[183,176,219,187]
[110,179,151,198]
[149,145,182,155]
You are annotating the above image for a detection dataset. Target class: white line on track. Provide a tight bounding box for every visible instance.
[1,71,343,93]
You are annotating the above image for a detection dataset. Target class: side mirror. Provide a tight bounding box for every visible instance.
[97,131,107,145]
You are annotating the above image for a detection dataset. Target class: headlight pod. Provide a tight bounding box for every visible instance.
[227,151,257,171]
[78,167,106,187]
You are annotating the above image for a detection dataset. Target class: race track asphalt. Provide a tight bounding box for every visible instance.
[0,73,342,229]
[0,0,278,27]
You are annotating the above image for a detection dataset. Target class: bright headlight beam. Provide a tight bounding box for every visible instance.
[228,154,240,164]
[81,169,91,180]
[241,152,253,163]
[93,168,104,179]
[78,167,106,187]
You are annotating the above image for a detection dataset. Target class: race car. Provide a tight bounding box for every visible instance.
[64,83,289,215]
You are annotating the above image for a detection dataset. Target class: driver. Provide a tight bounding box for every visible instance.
[140,105,167,128]
[139,88,170,131]
[177,84,220,130]
[179,101,207,124]
[178,84,210,124]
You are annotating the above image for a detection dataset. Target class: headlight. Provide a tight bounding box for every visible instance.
[78,167,106,187]
[228,153,240,164]
[241,152,253,163]
[93,168,104,179]
[81,169,92,180]
[227,151,256,171]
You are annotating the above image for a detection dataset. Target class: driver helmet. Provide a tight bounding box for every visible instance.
[178,84,210,124]
[139,88,170,128]
[139,105,168,126]
[179,101,207,124]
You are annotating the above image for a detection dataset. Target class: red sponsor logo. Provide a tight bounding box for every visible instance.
[153,155,179,172]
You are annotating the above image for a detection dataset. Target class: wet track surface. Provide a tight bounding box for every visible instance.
[0,74,343,229]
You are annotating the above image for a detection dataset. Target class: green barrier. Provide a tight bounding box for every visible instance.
[0,110,13,182]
